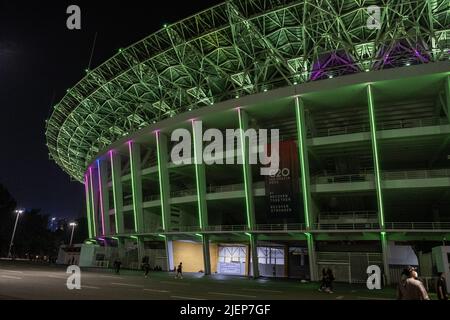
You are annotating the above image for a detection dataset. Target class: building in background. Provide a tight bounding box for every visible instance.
[46,0,450,284]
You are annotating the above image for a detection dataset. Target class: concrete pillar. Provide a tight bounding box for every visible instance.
[166,238,174,272]
[117,238,126,262]
[156,132,171,231]
[295,97,317,281]
[237,109,257,229]
[306,233,318,281]
[128,141,144,233]
[367,85,390,285]
[445,75,450,123]
[202,235,212,275]
[97,160,110,236]
[88,167,99,238]
[381,233,391,285]
[84,173,94,239]
[110,151,124,235]
[192,120,211,275]
[137,237,145,268]
[250,234,259,278]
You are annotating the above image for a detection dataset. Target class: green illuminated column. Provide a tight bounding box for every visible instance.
[446,75,450,121]
[367,84,390,285]
[156,132,171,232]
[192,120,211,275]
[84,174,94,239]
[128,141,144,233]
[89,167,98,237]
[110,151,124,234]
[238,109,259,278]
[294,96,317,281]
[98,160,111,236]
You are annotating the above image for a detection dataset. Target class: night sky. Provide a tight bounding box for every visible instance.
[0,0,222,219]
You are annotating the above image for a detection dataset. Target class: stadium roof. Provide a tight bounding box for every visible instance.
[46,0,449,182]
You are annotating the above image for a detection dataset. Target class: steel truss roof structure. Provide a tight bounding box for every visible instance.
[46,0,449,182]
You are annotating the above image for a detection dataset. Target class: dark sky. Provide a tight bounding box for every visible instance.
[0,0,222,219]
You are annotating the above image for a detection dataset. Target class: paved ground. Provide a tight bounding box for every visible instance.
[0,261,408,300]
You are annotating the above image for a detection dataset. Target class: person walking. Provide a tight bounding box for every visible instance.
[114,259,122,275]
[436,272,448,300]
[318,268,327,292]
[143,262,151,278]
[325,268,335,293]
[397,266,429,300]
[175,262,183,279]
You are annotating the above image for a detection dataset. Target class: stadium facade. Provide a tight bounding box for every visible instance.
[46,0,450,284]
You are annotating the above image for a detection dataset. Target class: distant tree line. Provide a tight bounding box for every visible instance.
[0,184,88,259]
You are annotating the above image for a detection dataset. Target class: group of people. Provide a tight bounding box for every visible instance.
[397,266,448,300]
[318,268,335,293]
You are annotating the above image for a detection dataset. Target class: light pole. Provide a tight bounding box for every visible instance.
[8,209,24,259]
[69,222,77,246]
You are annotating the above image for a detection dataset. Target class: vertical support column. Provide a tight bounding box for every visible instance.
[202,235,212,275]
[380,232,390,286]
[249,234,259,278]
[295,96,317,281]
[110,151,124,235]
[156,132,171,232]
[166,237,175,272]
[89,167,98,238]
[128,141,144,233]
[367,84,390,285]
[136,237,145,267]
[117,238,126,262]
[84,173,94,239]
[446,75,450,122]
[192,120,211,275]
[238,108,259,278]
[238,109,257,230]
[97,160,110,236]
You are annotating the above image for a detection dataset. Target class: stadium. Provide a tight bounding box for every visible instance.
[46,0,450,285]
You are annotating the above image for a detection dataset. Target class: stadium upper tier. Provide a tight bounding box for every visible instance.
[45,0,450,182]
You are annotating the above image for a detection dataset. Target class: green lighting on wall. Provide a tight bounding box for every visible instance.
[192,121,205,230]
[109,151,120,234]
[89,167,97,237]
[295,97,311,229]
[155,131,167,231]
[128,141,139,233]
[238,109,253,229]
[84,174,93,239]
[367,85,385,229]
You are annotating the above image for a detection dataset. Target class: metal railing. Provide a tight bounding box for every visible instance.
[378,117,447,131]
[382,169,450,180]
[314,117,447,138]
[314,223,381,230]
[384,222,450,230]
[319,211,378,221]
[170,189,197,198]
[208,183,245,193]
[122,221,450,235]
[312,173,374,184]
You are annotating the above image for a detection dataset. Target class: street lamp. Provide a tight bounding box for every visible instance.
[8,209,24,259]
[69,222,78,246]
